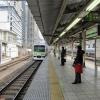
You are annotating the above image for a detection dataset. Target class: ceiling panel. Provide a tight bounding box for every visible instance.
[27,0,62,44]
[27,0,92,44]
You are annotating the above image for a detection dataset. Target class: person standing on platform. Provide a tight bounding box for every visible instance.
[72,45,85,84]
[53,49,56,57]
[61,47,66,66]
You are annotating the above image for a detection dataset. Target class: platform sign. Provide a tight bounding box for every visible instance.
[86,25,97,38]
[86,25,100,39]
[84,12,100,22]
[85,13,94,22]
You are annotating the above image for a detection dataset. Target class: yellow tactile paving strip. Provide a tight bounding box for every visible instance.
[48,56,64,100]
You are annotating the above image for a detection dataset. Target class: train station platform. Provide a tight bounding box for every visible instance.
[24,53,100,100]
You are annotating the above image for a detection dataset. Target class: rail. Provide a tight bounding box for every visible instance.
[0,60,42,100]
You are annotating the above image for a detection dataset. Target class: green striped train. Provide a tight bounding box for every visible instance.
[33,45,46,60]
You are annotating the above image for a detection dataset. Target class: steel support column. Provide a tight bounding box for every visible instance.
[82,30,86,68]
[95,38,97,77]
[71,39,74,59]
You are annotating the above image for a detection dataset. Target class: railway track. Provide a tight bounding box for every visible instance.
[0,60,42,100]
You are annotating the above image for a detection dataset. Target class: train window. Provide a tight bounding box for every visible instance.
[34,45,45,52]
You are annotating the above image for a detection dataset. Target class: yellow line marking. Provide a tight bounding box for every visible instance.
[48,56,64,100]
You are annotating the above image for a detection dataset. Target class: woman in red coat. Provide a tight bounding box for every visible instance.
[72,45,85,84]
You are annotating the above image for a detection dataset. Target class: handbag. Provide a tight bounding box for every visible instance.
[74,64,83,73]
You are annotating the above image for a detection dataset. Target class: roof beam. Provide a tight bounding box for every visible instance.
[36,0,45,34]
[57,23,66,28]
[64,1,88,14]
[44,34,58,37]
[64,8,78,14]
[64,4,82,14]
[66,22,94,37]
[50,0,68,41]
[53,0,100,44]
[51,1,89,44]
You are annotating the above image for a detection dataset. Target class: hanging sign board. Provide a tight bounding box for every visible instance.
[86,24,100,39]
[86,25,97,38]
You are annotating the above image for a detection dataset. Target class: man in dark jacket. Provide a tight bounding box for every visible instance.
[72,45,85,84]
[61,47,66,66]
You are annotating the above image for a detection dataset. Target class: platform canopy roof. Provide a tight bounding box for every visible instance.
[27,0,100,45]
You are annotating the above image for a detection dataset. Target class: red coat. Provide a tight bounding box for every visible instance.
[74,64,83,73]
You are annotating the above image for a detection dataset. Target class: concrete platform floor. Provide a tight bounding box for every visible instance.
[53,54,100,100]
[24,53,100,100]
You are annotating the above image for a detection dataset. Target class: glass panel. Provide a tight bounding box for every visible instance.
[86,40,95,58]
[85,39,95,70]
[34,45,45,52]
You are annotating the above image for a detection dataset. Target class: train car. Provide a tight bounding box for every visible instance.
[86,47,95,57]
[33,45,46,60]
[67,46,95,58]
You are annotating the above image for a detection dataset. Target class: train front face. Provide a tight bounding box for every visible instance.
[33,45,46,60]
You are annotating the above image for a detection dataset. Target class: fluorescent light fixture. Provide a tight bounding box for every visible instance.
[66,18,81,31]
[86,0,100,11]
[53,0,100,44]
[58,18,81,38]
[59,31,66,37]
[78,11,89,18]
[53,38,59,43]
[55,38,59,41]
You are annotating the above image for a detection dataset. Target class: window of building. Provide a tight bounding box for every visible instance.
[14,1,16,5]
[10,27,12,31]
[10,22,12,26]
[10,17,12,20]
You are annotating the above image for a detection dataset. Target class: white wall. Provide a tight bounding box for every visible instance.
[7,44,18,58]
[0,11,10,30]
